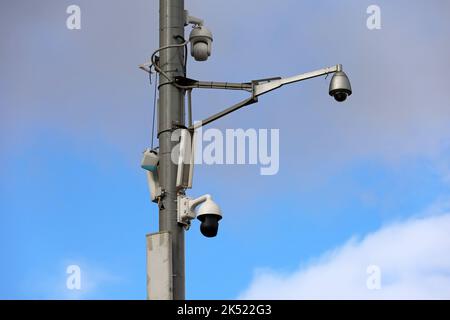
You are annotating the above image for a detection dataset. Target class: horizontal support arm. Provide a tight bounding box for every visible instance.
[192,81,253,91]
[174,76,253,92]
[253,64,342,97]
[174,64,342,95]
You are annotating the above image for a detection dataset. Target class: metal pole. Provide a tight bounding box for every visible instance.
[158,0,185,300]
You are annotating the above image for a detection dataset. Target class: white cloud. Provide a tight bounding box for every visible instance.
[239,210,450,299]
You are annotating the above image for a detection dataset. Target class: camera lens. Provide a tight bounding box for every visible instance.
[199,214,220,237]
[333,91,348,102]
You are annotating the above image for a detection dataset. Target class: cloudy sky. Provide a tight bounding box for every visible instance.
[1,0,450,299]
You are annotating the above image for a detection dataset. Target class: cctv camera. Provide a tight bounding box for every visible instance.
[196,197,222,237]
[329,71,352,102]
[177,194,222,237]
[189,26,213,61]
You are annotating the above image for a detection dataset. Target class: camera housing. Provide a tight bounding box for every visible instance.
[329,71,352,102]
[196,197,222,237]
[177,194,222,237]
[189,26,213,61]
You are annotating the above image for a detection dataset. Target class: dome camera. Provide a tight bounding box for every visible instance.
[189,26,213,61]
[196,196,222,237]
[177,194,222,238]
[329,71,352,102]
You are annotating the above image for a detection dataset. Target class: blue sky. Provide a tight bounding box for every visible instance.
[1,0,450,299]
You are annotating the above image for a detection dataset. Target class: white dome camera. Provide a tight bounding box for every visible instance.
[189,26,213,61]
[178,194,222,237]
[196,196,222,237]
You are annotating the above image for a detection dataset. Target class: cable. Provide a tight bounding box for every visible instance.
[151,73,158,149]
[151,40,189,84]
[187,89,193,127]
[140,39,187,149]
[184,43,188,75]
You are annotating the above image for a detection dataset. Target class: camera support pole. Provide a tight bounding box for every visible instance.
[147,0,186,300]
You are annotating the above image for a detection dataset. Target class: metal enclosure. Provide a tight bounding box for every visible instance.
[147,232,173,300]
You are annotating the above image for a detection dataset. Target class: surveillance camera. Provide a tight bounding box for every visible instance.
[196,197,222,237]
[189,26,213,61]
[177,194,222,237]
[329,71,352,102]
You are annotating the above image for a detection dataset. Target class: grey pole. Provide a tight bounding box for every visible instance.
[158,0,185,300]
